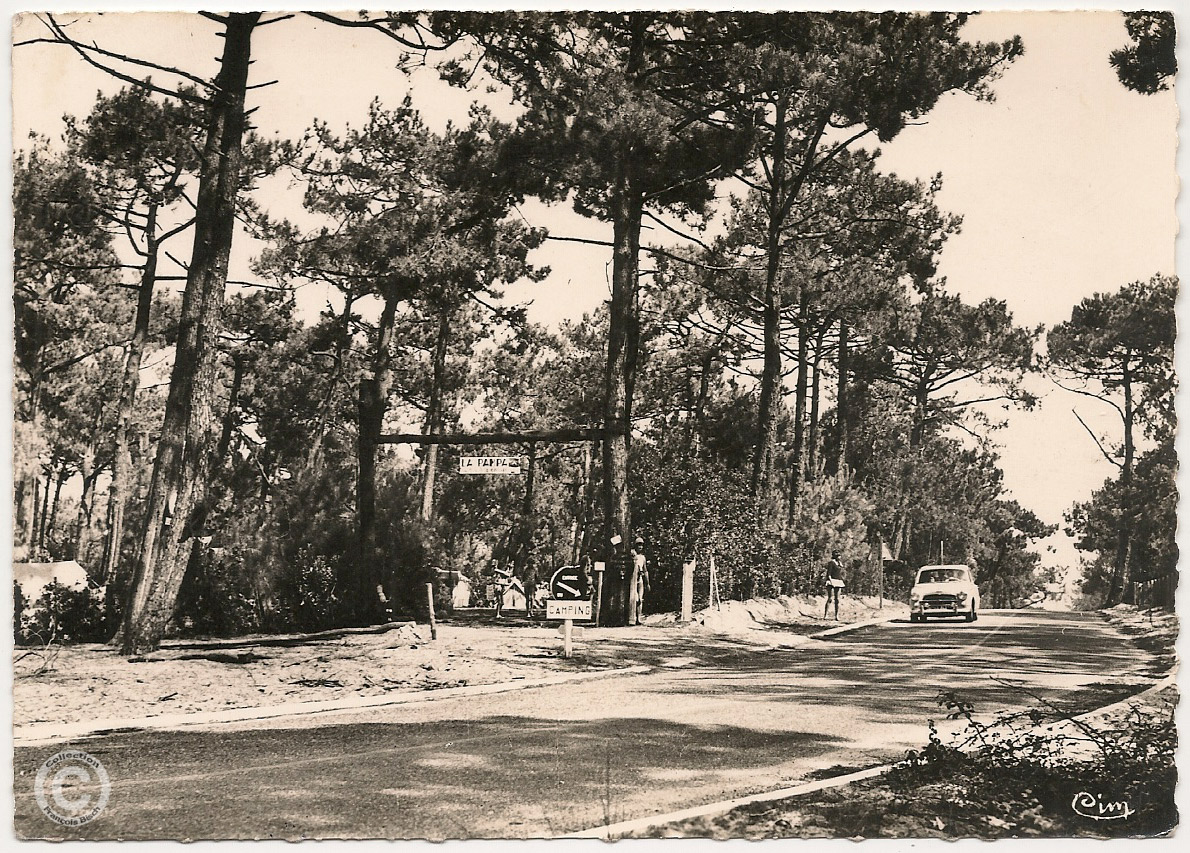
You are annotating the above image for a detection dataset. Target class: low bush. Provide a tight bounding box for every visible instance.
[890,688,1178,837]
[289,546,342,631]
[16,581,107,646]
[175,545,259,636]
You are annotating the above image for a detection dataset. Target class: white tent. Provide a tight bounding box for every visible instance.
[13,561,92,600]
[437,569,473,609]
[501,577,528,611]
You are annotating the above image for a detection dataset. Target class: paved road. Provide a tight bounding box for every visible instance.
[14,610,1163,839]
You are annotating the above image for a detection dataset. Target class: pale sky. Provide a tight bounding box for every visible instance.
[5,4,1183,574]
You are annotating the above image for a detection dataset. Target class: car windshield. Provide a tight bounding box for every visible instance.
[918,569,967,584]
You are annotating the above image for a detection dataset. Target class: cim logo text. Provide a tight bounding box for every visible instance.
[1071,791,1134,821]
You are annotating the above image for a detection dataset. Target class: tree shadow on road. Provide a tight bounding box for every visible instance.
[15,714,849,840]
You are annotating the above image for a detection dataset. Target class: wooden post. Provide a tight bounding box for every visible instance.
[592,562,605,627]
[562,618,573,658]
[708,552,720,610]
[680,558,695,622]
[425,582,437,640]
[877,537,884,608]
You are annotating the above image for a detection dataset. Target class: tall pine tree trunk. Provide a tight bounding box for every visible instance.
[104,202,160,591]
[600,165,643,627]
[215,354,245,463]
[420,308,451,521]
[46,465,65,549]
[579,438,599,561]
[74,444,96,567]
[572,440,594,563]
[751,98,787,510]
[787,283,810,523]
[910,370,932,448]
[689,344,717,459]
[806,327,825,482]
[1107,358,1136,606]
[17,386,44,550]
[356,293,398,623]
[517,442,539,612]
[29,475,42,556]
[835,319,850,474]
[38,471,53,550]
[121,12,260,654]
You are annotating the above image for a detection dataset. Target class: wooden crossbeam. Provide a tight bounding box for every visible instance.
[377,426,616,446]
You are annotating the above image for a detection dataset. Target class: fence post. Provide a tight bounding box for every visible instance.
[680,558,695,622]
[425,582,437,640]
[877,537,884,608]
[708,553,720,610]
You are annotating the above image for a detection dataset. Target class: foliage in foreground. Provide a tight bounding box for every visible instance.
[646,688,1177,839]
[888,689,1178,837]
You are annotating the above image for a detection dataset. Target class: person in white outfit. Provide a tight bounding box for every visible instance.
[824,550,844,620]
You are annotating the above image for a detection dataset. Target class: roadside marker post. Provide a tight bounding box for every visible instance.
[592,561,605,626]
[708,552,721,610]
[878,537,885,608]
[425,583,437,641]
[680,559,695,622]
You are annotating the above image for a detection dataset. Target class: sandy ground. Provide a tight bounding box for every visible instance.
[13,594,903,731]
[1099,603,1178,674]
[673,592,907,633]
[14,622,577,730]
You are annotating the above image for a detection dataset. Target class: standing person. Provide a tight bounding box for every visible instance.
[824,550,845,620]
[493,560,512,619]
[631,536,650,626]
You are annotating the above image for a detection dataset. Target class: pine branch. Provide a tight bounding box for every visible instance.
[1072,409,1123,469]
[30,13,213,104]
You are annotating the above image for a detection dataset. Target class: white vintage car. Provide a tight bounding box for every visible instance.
[909,564,980,623]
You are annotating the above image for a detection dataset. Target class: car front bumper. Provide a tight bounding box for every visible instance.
[912,595,968,615]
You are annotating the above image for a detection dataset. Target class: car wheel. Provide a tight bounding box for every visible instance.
[966,603,976,622]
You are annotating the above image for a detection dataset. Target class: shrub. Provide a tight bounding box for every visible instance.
[290,546,342,632]
[893,689,1178,837]
[14,582,29,643]
[376,515,440,620]
[175,545,259,636]
[18,581,106,645]
[631,449,781,612]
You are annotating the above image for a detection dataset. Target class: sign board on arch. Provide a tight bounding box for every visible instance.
[459,456,521,475]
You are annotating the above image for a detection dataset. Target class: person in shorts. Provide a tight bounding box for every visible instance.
[631,537,650,626]
[493,561,513,619]
[824,550,844,620]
